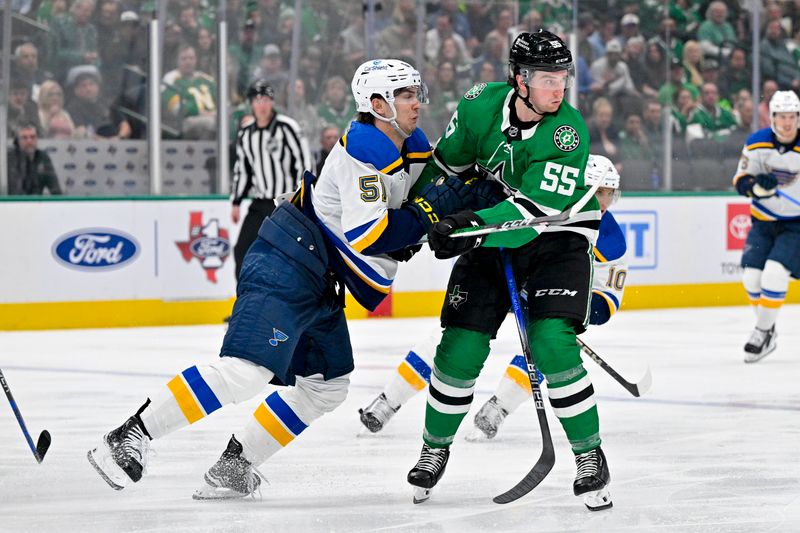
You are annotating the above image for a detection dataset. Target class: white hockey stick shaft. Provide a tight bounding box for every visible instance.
[450,180,602,238]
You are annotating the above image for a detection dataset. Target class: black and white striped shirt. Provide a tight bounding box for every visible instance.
[231,112,312,204]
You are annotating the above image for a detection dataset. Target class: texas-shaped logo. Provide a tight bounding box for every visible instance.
[175,211,231,283]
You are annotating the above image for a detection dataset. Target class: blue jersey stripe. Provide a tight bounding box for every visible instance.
[182,366,222,415]
[752,201,800,220]
[344,217,378,241]
[318,223,393,287]
[265,391,308,436]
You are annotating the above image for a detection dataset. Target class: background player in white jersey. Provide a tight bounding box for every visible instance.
[86,59,488,499]
[359,155,627,441]
[732,90,800,363]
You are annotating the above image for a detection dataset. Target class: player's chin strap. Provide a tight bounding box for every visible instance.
[517,85,548,117]
[370,103,411,139]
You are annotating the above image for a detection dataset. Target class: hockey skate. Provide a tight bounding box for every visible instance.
[744,326,777,363]
[573,446,612,511]
[87,414,151,490]
[358,393,400,434]
[465,395,508,442]
[193,435,264,500]
[407,444,450,504]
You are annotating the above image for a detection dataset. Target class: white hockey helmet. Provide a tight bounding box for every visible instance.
[585,154,620,189]
[351,59,428,138]
[769,90,800,136]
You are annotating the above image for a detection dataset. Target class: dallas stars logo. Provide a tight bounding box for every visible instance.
[553,125,579,152]
[448,285,468,309]
[464,83,487,100]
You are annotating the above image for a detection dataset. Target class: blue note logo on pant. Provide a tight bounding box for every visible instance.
[269,328,289,347]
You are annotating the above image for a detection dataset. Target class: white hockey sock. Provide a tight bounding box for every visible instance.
[742,267,762,317]
[493,355,533,414]
[139,356,273,440]
[755,260,790,330]
[383,328,440,407]
[239,373,349,466]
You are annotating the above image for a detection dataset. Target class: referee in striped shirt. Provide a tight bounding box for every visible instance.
[231,79,312,281]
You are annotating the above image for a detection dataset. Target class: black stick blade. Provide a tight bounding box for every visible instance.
[35,430,52,463]
[493,447,555,504]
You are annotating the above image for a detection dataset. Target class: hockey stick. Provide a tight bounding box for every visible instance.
[451,180,602,238]
[777,189,800,209]
[576,338,652,397]
[0,369,51,463]
[493,250,555,504]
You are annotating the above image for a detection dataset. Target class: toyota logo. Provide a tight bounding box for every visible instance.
[729,214,751,239]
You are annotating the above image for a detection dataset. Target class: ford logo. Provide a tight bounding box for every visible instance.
[189,237,230,258]
[52,229,140,271]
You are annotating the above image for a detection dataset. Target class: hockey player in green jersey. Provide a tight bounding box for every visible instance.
[406,30,612,511]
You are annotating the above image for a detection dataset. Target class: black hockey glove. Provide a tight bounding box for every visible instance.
[409,176,474,231]
[737,173,777,199]
[387,243,422,262]
[753,173,778,197]
[735,174,756,197]
[428,211,485,260]
[469,179,509,210]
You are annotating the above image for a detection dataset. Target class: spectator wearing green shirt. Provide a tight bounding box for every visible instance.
[717,47,751,102]
[697,1,737,61]
[162,44,218,140]
[658,58,699,107]
[618,112,656,166]
[686,82,737,145]
[760,20,800,91]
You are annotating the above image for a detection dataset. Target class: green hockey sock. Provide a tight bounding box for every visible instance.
[529,318,600,454]
[423,327,491,447]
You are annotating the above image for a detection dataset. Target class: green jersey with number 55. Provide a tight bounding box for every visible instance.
[419,82,599,248]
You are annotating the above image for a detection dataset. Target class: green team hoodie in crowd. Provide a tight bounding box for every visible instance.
[417,82,599,248]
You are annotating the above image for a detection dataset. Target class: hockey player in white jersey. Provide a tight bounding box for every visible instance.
[86,59,497,499]
[359,155,627,439]
[732,90,800,363]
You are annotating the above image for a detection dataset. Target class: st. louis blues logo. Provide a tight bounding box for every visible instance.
[269,328,289,347]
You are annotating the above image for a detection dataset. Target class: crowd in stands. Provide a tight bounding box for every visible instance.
[9,0,800,190]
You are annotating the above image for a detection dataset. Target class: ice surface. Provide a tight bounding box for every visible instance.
[2,306,799,532]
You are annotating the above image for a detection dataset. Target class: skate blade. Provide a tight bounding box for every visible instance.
[412,486,432,504]
[464,426,492,442]
[744,343,776,364]
[87,446,128,491]
[192,482,252,500]
[583,488,613,511]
